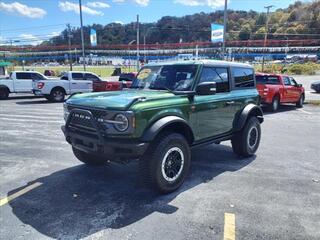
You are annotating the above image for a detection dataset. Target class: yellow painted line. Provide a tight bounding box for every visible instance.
[223,213,235,240]
[0,182,42,207]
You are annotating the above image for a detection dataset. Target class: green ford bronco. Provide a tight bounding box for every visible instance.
[62,60,263,193]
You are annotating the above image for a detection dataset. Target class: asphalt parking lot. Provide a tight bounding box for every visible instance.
[0,96,320,240]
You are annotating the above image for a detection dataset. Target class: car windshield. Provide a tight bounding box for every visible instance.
[131,64,198,91]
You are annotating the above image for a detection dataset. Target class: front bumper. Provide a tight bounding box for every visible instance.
[62,108,149,161]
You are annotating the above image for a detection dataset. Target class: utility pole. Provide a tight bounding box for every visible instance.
[222,0,228,59]
[262,5,273,72]
[136,14,140,71]
[67,24,73,71]
[79,0,86,71]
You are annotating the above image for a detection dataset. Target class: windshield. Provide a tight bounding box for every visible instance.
[131,64,198,91]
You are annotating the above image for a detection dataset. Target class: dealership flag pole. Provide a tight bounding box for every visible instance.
[79,0,86,71]
[137,14,140,71]
[222,0,228,59]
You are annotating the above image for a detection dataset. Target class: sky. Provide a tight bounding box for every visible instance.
[0,0,309,45]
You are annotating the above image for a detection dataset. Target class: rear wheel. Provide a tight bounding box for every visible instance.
[139,132,191,193]
[49,88,65,102]
[268,95,279,112]
[232,117,261,157]
[296,94,304,108]
[72,147,107,165]
[0,88,9,100]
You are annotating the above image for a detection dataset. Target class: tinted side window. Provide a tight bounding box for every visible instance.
[233,68,254,88]
[16,72,32,80]
[283,77,291,86]
[72,73,84,80]
[256,76,280,85]
[289,77,297,86]
[31,73,45,80]
[84,73,100,81]
[199,67,229,92]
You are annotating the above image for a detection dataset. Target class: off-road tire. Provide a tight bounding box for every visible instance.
[139,132,191,194]
[49,88,65,102]
[296,94,304,108]
[72,147,107,165]
[231,117,261,157]
[268,95,279,112]
[0,88,9,100]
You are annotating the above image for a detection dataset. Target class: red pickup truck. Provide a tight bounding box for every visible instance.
[256,73,305,111]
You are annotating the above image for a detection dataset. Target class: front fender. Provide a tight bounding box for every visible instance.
[141,116,193,142]
[233,103,263,132]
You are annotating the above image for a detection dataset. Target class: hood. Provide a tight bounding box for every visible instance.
[66,89,174,110]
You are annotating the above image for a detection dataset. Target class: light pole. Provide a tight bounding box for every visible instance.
[128,40,136,71]
[261,5,273,72]
[67,24,73,71]
[79,0,86,71]
[222,0,228,58]
[136,14,140,71]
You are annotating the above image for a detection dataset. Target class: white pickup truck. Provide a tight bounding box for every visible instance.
[33,71,93,102]
[0,71,47,100]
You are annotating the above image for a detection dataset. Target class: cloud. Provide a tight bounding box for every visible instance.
[87,1,110,8]
[58,1,104,16]
[113,20,124,24]
[18,34,42,46]
[112,0,149,6]
[0,1,46,18]
[134,0,149,6]
[174,0,227,8]
[47,32,60,38]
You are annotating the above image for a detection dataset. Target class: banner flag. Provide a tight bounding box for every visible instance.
[90,29,97,47]
[211,24,224,43]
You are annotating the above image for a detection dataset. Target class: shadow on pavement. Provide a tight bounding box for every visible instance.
[262,104,298,115]
[16,100,61,105]
[8,144,255,239]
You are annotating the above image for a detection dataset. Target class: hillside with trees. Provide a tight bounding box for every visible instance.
[43,1,320,46]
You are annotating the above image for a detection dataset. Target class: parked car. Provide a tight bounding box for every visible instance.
[256,73,305,111]
[311,81,320,93]
[44,70,55,77]
[119,72,137,88]
[62,60,263,193]
[0,71,47,100]
[33,71,93,102]
[77,72,122,92]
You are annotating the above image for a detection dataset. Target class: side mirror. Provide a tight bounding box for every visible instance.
[196,82,216,95]
[297,83,302,88]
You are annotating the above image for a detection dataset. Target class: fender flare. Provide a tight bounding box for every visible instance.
[233,103,264,132]
[141,116,194,143]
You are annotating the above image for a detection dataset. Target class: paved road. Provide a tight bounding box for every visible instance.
[0,97,319,240]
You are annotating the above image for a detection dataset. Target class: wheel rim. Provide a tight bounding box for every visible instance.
[247,126,258,149]
[0,90,5,98]
[161,147,184,182]
[273,98,278,110]
[53,91,63,101]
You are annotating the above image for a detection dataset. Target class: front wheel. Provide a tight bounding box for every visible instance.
[231,117,261,157]
[296,94,304,108]
[72,147,107,165]
[49,88,65,102]
[139,132,191,193]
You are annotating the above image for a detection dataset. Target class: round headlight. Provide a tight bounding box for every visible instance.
[114,114,129,132]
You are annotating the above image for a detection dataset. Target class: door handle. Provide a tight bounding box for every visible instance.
[72,83,77,84]
[226,101,235,105]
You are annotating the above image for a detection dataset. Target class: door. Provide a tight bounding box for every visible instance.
[194,66,236,140]
[70,73,92,93]
[15,72,33,92]
[282,76,295,102]
[289,77,301,102]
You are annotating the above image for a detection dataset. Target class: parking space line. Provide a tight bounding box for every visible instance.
[223,213,235,240]
[297,109,313,115]
[0,182,42,207]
